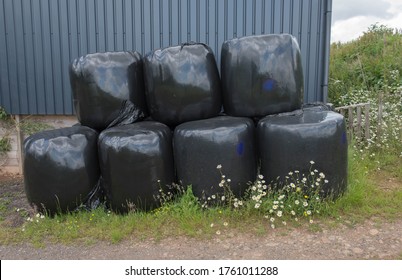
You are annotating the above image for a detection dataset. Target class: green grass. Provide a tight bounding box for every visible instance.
[0,144,401,246]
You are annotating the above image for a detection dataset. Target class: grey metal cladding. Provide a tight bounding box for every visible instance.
[0,0,332,115]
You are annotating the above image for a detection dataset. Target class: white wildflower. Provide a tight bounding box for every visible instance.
[277,211,283,217]
[310,161,315,165]
[216,164,222,169]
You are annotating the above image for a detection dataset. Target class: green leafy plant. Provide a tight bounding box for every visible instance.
[0,137,11,153]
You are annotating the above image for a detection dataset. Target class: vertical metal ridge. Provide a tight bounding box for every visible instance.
[48,0,56,112]
[11,0,21,112]
[159,0,163,47]
[178,0,181,43]
[168,0,172,45]
[21,0,30,113]
[1,0,10,108]
[37,0,44,112]
[206,0,209,44]
[242,0,246,36]
[103,0,107,51]
[85,0,89,52]
[280,0,284,33]
[122,0,126,50]
[57,0,66,114]
[186,0,190,42]
[95,0,99,51]
[30,0,39,112]
[196,0,200,42]
[215,0,218,52]
[132,0,135,50]
[113,0,116,50]
[290,0,294,34]
[252,0,255,35]
[234,0,237,37]
[261,0,265,34]
[140,0,144,53]
[224,0,227,40]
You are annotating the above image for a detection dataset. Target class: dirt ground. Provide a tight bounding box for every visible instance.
[1,173,402,260]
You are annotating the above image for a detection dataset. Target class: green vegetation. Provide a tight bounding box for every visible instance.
[0,107,53,156]
[330,24,401,156]
[329,24,402,103]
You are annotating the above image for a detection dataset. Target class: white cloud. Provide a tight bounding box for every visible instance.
[331,0,402,43]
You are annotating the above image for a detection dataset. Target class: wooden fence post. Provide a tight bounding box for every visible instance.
[365,103,370,140]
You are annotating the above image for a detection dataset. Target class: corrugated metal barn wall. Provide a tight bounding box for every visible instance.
[0,0,332,115]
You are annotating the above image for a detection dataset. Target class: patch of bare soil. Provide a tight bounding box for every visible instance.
[370,169,402,192]
[0,173,33,228]
[0,173,401,260]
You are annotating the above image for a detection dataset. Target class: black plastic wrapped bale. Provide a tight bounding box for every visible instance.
[174,116,256,199]
[221,34,304,117]
[23,126,100,214]
[143,43,222,127]
[257,110,348,198]
[69,51,147,130]
[98,122,174,213]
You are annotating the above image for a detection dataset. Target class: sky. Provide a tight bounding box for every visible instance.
[331,0,402,43]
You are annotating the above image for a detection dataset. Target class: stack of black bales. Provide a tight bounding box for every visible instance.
[23,34,347,215]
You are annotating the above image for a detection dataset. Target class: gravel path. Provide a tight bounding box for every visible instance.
[1,219,402,260]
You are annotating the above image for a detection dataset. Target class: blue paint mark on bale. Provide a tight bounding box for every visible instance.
[237,142,244,156]
[342,131,347,145]
[263,79,276,91]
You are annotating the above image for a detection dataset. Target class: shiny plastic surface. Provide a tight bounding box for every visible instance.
[69,51,147,130]
[174,116,256,199]
[23,126,100,214]
[98,121,174,212]
[257,110,348,197]
[143,43,222,127]
[221,34,304,117]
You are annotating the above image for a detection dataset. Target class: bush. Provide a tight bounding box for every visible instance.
[329,24,402,154]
